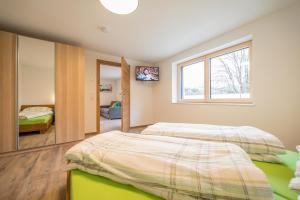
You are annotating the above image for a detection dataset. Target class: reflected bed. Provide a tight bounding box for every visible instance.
[18,104,54,134]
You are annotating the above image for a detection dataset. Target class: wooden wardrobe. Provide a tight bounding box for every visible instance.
[0,31,17,153]
[55,43,85,144]
[0,31,85,153]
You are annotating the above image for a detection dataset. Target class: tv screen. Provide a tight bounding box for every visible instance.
[136,66,159,81]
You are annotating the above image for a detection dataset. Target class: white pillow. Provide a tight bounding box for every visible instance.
[296,160,300,177]
[297,145,300,153]
[289,177,300,192]
[23,106,53,112]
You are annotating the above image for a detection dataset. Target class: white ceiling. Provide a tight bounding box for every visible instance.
[100,65,121,80]
[0,0,297,63]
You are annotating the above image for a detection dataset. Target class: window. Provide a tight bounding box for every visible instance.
[177,41,251,103]
[181,61,205,100]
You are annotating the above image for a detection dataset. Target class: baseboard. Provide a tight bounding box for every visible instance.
[130,123,153,129]
[85,131,98,135]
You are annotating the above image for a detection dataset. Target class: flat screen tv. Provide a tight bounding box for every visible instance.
[136,66,159,81]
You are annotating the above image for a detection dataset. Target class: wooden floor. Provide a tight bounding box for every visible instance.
[100,116,121,133]
[0,127,145,200]
[19,126,56,150]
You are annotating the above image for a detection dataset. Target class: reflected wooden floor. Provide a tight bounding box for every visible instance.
[19,126,56,150]
[0,127,146,200]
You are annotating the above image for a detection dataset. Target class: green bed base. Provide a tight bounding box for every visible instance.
[71,151,299,200]
[253,151,299,200]
[19,114,53,125]
[71,169,163,200]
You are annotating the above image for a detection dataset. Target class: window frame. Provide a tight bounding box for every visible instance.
[177,41,252,104]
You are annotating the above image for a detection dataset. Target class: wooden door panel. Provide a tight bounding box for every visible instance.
[55,43,85,143]
[121,57,130,132]
[0,31,17,153]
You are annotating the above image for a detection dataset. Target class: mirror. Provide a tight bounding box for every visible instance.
[17,36,55,150]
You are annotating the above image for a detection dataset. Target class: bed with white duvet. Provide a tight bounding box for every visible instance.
[141,122,285,163]
[65,131,273,200]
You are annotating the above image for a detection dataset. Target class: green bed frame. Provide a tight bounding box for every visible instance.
[68,151,299,200]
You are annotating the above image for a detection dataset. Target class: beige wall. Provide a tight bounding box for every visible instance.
[85,50,155,133]
[18,36,55,109]
[153,3,300,149]
[100,79,120,106]
[19,65,55,107]
[115,79,121,101]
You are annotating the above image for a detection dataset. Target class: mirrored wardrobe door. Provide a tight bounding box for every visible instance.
[17,35,55,150]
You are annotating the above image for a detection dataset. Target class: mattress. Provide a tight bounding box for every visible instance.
[70,151,299,200]
[19,114,53,125]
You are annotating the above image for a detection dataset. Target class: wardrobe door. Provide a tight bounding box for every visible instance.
[0,31,17,153]
[55,43,85,144]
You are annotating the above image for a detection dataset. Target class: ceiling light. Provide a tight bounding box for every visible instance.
[99,0,138,15]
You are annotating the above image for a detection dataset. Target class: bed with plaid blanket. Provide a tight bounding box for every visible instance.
[141,122,285,163]
[65,131,273,200]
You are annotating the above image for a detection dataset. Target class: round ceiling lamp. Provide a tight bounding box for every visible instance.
[100,0,139,15]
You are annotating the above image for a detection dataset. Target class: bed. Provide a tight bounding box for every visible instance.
[67,151,299,200]
[19,104,54,134]
[141,122,285,163]
[66,131,299,200]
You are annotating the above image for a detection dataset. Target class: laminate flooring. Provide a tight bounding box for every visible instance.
[0,127,146,200]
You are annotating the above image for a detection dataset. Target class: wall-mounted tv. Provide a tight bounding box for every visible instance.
[136,66,159,81]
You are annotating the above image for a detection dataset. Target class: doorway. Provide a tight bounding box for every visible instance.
[96,58,130,133]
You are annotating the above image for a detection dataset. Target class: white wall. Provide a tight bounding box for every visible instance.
[153,3,300,149]
[19,65,55,107]
[115,79,121,101]
[100,79,120,106]
[85,50,155,133]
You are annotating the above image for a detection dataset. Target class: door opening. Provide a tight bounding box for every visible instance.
[96,58,130,133]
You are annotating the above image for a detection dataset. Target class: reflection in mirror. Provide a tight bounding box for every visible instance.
[18,36,55,150]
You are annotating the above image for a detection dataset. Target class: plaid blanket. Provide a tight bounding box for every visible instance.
[141,123,285,162]
[65,131,273,200]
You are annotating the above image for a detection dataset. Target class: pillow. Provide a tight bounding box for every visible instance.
[297,145,300,153]
[111,102,121,108]
[23,106,53,112]
[296,161,300,177]
[289,177,300,192]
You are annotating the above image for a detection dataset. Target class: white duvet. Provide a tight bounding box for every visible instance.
[65,131,273,200]
[19,110,53,119]
[142,122,285,162]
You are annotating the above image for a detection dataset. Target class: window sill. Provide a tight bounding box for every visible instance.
[174,100,255,106]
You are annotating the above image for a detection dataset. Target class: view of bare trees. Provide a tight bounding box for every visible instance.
[210,48,249,98]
